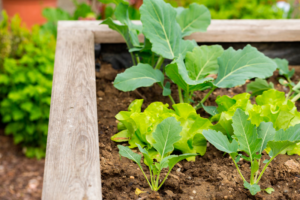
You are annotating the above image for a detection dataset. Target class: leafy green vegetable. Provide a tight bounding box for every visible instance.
[212,90,300,155]
[113,63,164,91]
[274,58,295,79]
[203,109,300,195]
[246,78,274,96]
[118,117,197,191]
[112,100,211,161]
[213,45,277,88]
[176,3,211,37]
[0,12,55,159]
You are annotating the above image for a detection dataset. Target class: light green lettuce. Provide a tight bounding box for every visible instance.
[112,99,212,161]
[212,89,300,155]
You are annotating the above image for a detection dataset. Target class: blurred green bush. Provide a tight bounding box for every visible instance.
[165,0,285,19]
[0,11,55,159]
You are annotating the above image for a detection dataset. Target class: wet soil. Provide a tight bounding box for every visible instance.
[97,63,300,200]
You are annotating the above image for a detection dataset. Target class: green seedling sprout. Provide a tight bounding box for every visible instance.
[203,109,300,195]
[118,117,197,191]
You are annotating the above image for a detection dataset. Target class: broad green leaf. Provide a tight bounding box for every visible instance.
[167,153,198,169]
[274,123,300,141]
[159,155,178,170]
[246,78,274,96]
[152,117,182,157]
[101,18,135,48]
[140,0,182,59]
[244,181,261,195]
[176,3,211,37]
[185,45,224,80]
[163,82,171,96]
[181,40,198,58]
[118,145,142,167]
[202,104,218,116]
[137,144,153,167]
[257,122,276,154]
[114,2,141,46]
[268,140,296,158]
[166,55,213,92]
[111,130,130,142]
[232,109,262,160]
[202,129,238,153]
[273,58,294,78]
[114,63,164,92]
[265,187,275,194]
[214,45,277,88]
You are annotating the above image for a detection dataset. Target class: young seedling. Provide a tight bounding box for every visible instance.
[203,109,300,195]
[118,117,197,191]
[101,0,277,109]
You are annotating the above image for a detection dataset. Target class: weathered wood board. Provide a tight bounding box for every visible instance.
[58,20,300,43]
[42,30,102,200]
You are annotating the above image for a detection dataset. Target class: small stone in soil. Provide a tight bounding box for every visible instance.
[130,176,134,179]
[192,190,196,194]
[176,168,181,173]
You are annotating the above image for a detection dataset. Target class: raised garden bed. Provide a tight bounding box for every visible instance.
[42,19,300,200]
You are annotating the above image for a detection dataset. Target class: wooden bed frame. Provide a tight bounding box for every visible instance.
[41,20,300,200]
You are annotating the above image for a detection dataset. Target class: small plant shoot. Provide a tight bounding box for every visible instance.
[101,0,278,111]
[118,117,197,191]
[203,109,300,195]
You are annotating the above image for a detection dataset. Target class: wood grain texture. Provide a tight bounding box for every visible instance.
[57,20,300,43]
[42,30,102,200]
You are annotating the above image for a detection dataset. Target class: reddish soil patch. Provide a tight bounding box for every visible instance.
[97,63,300,200]
[0,129,44,200]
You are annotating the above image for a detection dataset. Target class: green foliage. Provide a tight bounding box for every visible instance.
[112,100,212,161]
[203,109,300,195]
[165,0,285,19]
[0,12,55,159]
[118,117,197,191]
[246,78,274,96]
[211,89,300,156]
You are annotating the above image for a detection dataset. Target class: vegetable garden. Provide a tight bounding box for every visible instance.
[3,0,295,199]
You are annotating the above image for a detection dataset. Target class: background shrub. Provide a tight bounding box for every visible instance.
[0,11,55,159]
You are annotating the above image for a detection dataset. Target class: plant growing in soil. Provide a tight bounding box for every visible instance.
[247,58,300,102]
[113,99,211,160]
[211,90,300,155]
[118,117,197,191]
[101,0,277,110]
[203,109,300,195]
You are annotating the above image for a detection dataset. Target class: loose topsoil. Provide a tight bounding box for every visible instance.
[96,63,300,200]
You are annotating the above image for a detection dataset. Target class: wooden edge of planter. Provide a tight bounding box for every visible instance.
[42,29,102,200]
[57,19,300,43]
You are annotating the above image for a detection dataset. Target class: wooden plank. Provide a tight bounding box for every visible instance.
[42,30,102,200]
[58,20,300,43]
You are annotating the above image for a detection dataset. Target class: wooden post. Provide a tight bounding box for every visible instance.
[42,29,102,200]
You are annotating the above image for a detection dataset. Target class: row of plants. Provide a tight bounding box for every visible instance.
[0,11,56,159]
[103,0,300,195]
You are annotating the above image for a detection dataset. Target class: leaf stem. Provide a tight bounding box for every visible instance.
[157,168,172,191]
[291,93,300,102]
[194,86,216,110]
[184,87,190,103]
[178,87,184,103]
[255,157,274,184]
[130,52,136,66]
[136,54,140,64]
[155,170,161,190]
[139,165,152,189]
[169,95,176,105]
[230,154,246,182]
[155,56,164,70]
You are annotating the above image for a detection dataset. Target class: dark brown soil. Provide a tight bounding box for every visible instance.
[97,63,300,200]
[0,129,44,200]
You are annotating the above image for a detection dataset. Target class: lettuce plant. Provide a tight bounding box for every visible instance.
[113,99,211,161]
[203,109,300,195]
[101,0,277,108]
[247,58,300,102]
[118,117,197,191]
[211,90,300,155]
